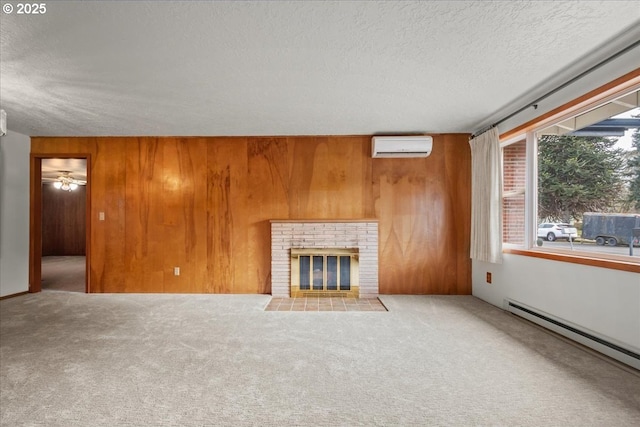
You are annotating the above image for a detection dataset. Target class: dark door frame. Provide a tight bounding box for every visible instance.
[29,153,92,293]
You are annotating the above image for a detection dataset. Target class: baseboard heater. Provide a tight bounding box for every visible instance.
[506,300,640,370]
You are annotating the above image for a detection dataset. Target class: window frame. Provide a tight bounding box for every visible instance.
[500,133,536,250]
[500,70,640,273]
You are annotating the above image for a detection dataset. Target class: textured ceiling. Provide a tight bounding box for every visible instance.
[1,1,639,137]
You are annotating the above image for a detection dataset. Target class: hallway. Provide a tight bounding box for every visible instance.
[41,256,85,292]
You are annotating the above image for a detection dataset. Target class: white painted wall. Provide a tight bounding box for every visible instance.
[0,130,30,297]
[473,256,640,351]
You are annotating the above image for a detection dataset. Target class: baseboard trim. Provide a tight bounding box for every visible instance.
[0,291,29,300]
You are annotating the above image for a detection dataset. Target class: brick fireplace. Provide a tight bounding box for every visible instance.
[270,220,379,298]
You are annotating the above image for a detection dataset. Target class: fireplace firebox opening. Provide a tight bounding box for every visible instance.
[290,248,359,298]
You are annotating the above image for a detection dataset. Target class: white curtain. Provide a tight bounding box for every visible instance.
[469,127,502,263]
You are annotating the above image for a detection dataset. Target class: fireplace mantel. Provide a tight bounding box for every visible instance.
[270,220,379,298]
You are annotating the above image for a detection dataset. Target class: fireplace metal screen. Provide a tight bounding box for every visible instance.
[290,248,359,297]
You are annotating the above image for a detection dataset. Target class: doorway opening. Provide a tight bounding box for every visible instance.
[30,155,91,293]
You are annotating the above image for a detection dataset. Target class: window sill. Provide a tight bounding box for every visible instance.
[503,247,640,273]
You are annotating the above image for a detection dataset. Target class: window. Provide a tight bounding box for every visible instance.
[502,85,640,268]
[502,138,527,245]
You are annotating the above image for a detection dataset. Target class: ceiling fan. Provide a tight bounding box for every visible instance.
[43,171,87,191]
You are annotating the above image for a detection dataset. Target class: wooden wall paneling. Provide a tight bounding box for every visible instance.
[31,138,92,154]
[29,155,43,293]
[206,139,240,293]
[443,134,472,294]
[331,137,372,218]
[316,137,364,218]
[374,156,434,294]
[124,138,165,292]
[359,137,375,219]
[91,139,127,292]
[327,137,365,218]
[247,137,291,219]
[145,138,167,292]
[123,138,143,292]
[41,182,57,257]
[162,138,187,292]
[419,139,458,294]
[181,138,209,293]
[71,186,87,255]
[31,134,471,295]
[373,134,471,294]
[228,140,250,293]
[42,184,86,256]
[247,137,291,293]
[298,137,334,218]
[288,136,372,219]
[160,138,209,293]
[287,138,320,219]
[42,183,61,255]
[121,138,141,292]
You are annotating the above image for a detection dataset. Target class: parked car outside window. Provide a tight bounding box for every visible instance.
[537,223,578,241]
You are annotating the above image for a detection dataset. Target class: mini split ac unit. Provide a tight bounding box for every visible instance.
[371,135,433,158]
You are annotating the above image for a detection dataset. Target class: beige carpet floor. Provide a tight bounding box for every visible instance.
[1,293,639,426]
[41,256,86,293]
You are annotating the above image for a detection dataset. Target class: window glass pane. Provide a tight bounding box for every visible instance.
[503,139,526,245]
[312,256,324,290]
[339,256,351,290]
[327,256,337,290]
[299,256,310,290]
[536,100,640,258]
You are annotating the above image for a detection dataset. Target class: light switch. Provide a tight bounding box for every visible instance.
[99,212,105,221]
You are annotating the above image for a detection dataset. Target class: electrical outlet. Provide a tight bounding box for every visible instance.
[99,212,105,221]
[486,272,492,284]
[174,267,180,276]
